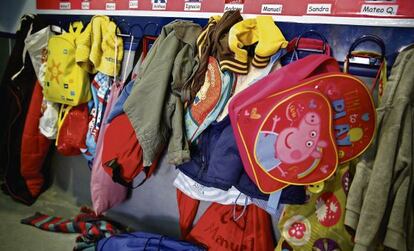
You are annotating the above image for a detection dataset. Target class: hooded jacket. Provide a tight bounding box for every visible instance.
[76,15,123,76]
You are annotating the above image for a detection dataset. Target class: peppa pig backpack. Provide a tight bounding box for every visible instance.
[228,54,376,193]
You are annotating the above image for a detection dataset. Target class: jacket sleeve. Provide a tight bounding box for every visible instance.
[384,176,410,251]
[123,29,180,166]
[345,109,384,231]
[167,40,199,165]
[383,105,413,251]
[167,97,189,165]
[352,118,402,251]
[344,157,373,230]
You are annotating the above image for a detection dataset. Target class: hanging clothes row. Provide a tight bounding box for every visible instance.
[1,11,413,251]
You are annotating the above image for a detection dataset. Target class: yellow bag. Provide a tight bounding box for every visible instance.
[43,22,91,106]
[275,165,354,250]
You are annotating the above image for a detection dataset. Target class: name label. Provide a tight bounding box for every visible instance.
[152,2,166,10]
[360,4,398,16]
[307,3,332,15]
[81,1,90,9]
[261,4,283,14]
[129,0,138,9]
[224,4,243,12]
[184,2,201,11]
[59,2,71,10]
[106,2,116,10]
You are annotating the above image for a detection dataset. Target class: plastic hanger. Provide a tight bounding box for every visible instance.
[143,22,160,36]
[129,22,158,64]
[128,22,159,39]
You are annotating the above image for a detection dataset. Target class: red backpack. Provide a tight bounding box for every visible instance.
[228,55,376,193]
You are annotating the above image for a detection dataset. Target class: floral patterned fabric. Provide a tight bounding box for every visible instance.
[275,164,353,251]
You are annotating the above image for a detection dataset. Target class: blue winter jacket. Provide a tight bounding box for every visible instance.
[97,232,205,251]
[107,79,134,123]
[178,116,305,203]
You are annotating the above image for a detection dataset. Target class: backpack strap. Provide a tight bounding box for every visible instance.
[343,51,387,103]
[231,54,340,114]
[286,54,339,83]
[55,104,71,146]
[105,159,150,189]
[68,21,83,39]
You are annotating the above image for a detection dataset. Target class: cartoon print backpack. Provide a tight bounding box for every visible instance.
[229,55,376,193]
[43,22,91,106]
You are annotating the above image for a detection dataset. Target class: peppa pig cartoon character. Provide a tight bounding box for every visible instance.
[255,111,327,178]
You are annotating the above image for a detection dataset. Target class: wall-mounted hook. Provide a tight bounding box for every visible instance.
[295,29,328,54]
[115,18,131,38]
[129,23,144,39]
[347,34,386,61]
[143,22,160,36]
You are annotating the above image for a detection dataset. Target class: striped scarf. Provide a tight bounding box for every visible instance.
[21,207,123,251]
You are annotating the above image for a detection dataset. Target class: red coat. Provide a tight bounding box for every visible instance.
[20,81,51,198]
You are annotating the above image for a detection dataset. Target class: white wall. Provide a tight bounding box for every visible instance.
[0,0,36,33]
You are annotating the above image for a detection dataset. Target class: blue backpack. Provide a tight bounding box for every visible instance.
[97,232,205,251]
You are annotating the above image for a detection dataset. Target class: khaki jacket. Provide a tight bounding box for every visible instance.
[124,20,201,166]
[345,47,414,251]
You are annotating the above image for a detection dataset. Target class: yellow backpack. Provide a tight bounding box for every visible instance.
[43,22,91,106]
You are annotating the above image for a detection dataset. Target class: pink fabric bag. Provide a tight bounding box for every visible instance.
[91,80,127,215]
[90,36,139,215]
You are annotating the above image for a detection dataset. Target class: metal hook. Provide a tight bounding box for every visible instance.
[143,22,160,36]
[294,29,328,54]
[115,18,132,38]
[347,34,386,61]
[129,23,144,39]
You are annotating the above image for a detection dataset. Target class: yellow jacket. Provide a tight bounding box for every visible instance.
[76,15,123,76]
